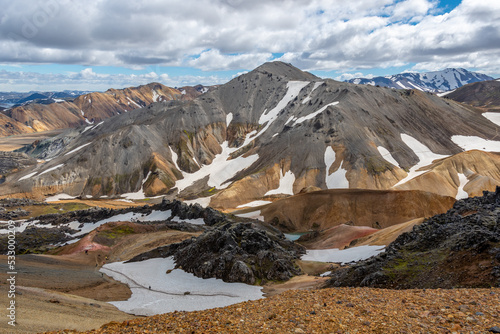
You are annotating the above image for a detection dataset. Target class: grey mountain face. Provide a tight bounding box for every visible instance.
[4,62,500,208]
[347,68,493,92]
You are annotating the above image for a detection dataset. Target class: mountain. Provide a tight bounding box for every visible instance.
[347,68,493,93]
[446,79,500,111]
[0,83,186,137]
[2,62,500,210]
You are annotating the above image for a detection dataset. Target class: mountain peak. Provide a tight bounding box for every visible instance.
[252,61,319,81]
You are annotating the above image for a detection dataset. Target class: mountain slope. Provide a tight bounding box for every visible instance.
[446,79,500,111]
[347,68,493,92]
[3,62,500,209]
[0,83,184,137]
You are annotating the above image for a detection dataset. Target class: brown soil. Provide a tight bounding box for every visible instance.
[47,287,500,334]
[351,218,425,247]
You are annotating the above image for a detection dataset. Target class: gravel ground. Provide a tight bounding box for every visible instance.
[47,287,500,333]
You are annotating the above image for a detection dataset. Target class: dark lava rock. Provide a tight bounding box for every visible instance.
[326,187,500,289]
[130,222,305,284]
[0,226,77,254]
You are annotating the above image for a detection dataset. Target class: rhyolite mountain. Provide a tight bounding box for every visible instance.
[446,79,500,112]
[0,82,213,137]
[347,68,493,93]
[3,62,500,211]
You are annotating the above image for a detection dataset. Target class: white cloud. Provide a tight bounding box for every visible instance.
[0,69,229,92]
[0,0,499,80]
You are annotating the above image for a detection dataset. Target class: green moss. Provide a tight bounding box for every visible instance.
[365,156,392,175]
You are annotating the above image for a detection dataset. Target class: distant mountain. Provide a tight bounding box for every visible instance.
[347,68,493,92]
[5,62,500,208]
[0,83,209,137]
[446,79,500,111]
[0,90,94,106]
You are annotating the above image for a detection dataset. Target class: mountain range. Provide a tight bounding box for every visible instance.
[2,62,499,226]
[346,68,493,92]
[0,83,213,137]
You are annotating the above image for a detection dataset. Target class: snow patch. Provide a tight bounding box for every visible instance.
[482,112,500,127]
[183,196,212,208]
[39,164,64,176]
[45,193,77,202]
[100,258,263,316]
[456,173,469,200]
[256,81,309,139]
[302,81,323,104]
[293,101,338,125]
[393,134,448,187]
[324,147,349,189]
[226,113,233,127]
[174,141,259,191]
[302,245,385,264]
[395,81,407,89]
[152,89,160,102]
[235,210,264,221]
[264,169,295,196]
[437,89,455,97]
[236,200,272,208]
[64,143,91,156]
[127,97,141,108]
[451,135,500,152]
[18,171,38,181]
[121,171,152,200]
[377,146,399,167]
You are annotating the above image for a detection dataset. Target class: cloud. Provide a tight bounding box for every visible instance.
[0,68,229,92]
[0,0,498,78]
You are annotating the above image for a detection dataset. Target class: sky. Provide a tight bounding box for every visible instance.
[0,0,499,92]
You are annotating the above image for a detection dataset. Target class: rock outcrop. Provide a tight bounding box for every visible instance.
[130,222,305,284]
[327,187,500,289]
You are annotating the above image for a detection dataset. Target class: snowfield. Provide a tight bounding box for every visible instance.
[451,135,500,152]
[302,245,385,264]
[264,169,295,196]
[393,134,448,187]
[324,147,349,189]
[100,257,264,316]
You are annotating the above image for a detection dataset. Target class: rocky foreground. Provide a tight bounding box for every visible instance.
[47,287,500,333]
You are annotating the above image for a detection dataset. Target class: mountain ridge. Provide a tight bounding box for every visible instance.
[347,68,493,92]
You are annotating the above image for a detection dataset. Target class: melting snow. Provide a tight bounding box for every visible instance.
[302,245,385,264]
[100,257,263,316]
[121,171,152,200]
[39,164,64,176]
[235,210,265,222]
[174,141,259,191]
[226,113,233,127]
[395,81,407,89]
[302,81,323,104]
[482,112,500,127]
[45,193,77,202]
[255,81,309,140]
[127,97,141,108]
[324,147,349,189]
[180,90,186,95]
[377,146,399,167]
[393,134,448,187]
[236,200,272,208]
[437,89,456,97]
[53,99,65,103]
[183,196,213,208]
[264,169,295,196]
[456,173,469,200]
[18,171,38,181]
[64,143,91,156]
[451,135,500,152]
[152,89,160,102]
[293,101,339,125]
